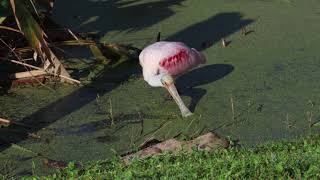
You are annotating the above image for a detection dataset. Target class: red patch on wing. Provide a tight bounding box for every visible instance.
[159,49,188,69]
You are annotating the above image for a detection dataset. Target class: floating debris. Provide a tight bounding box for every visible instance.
[257,104,263,112]
[42,158,68,170]
[42,158,83,170]
[221,38,227,47]
[122,132,229,165]
[241,26,247,36]
[27,133,41,140]
[0,117,31,127]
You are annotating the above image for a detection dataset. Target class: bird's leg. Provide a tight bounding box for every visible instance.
[164,75,182,100]
[161,74,193,117]
[165,89,182,100]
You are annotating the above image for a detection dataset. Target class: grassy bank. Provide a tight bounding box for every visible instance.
[23,135,320,179]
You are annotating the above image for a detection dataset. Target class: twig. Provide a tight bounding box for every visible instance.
[0,117,12,124]
[67,28,79,41]
[0,117,31,127]
[9,70,46,79]
[286,113,291,129]
[28,0,40,17]
[306,111,313,128]
[0,26,23,34]
[1,33,75,84]
[0,38,50,88]
[27,132,41,139]
[230,94,235,121]
[221,38,227,47]
[108,98,115,126]
[241,27,247,36]
[51,39,95,46]
[284,113,297,130]
[1,58,39,69]
[2,58,81,84]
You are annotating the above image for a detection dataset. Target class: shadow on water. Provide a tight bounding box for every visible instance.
[176,64,234,111]
[176,64,235,88]
[0,59,141,151]
[0,86,8,96]
[0,0,189,152]
[167,12,254,50]
[164,12,251,111]
[53,112,158,136]
[52,0,187,37]
[0,10,250,152]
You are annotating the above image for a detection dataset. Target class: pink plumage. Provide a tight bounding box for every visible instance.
[139,41,206,87]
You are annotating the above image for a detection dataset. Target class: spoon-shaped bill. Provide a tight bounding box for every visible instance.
[166,83,193,117]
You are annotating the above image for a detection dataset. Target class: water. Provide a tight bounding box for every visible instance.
[1,0,320,177]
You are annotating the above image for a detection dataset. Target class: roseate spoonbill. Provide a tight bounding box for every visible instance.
[139,41,206,117]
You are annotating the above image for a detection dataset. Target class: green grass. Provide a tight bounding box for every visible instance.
[23,135,320,179]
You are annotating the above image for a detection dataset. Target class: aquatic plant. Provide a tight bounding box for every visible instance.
[0,0,75,84]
